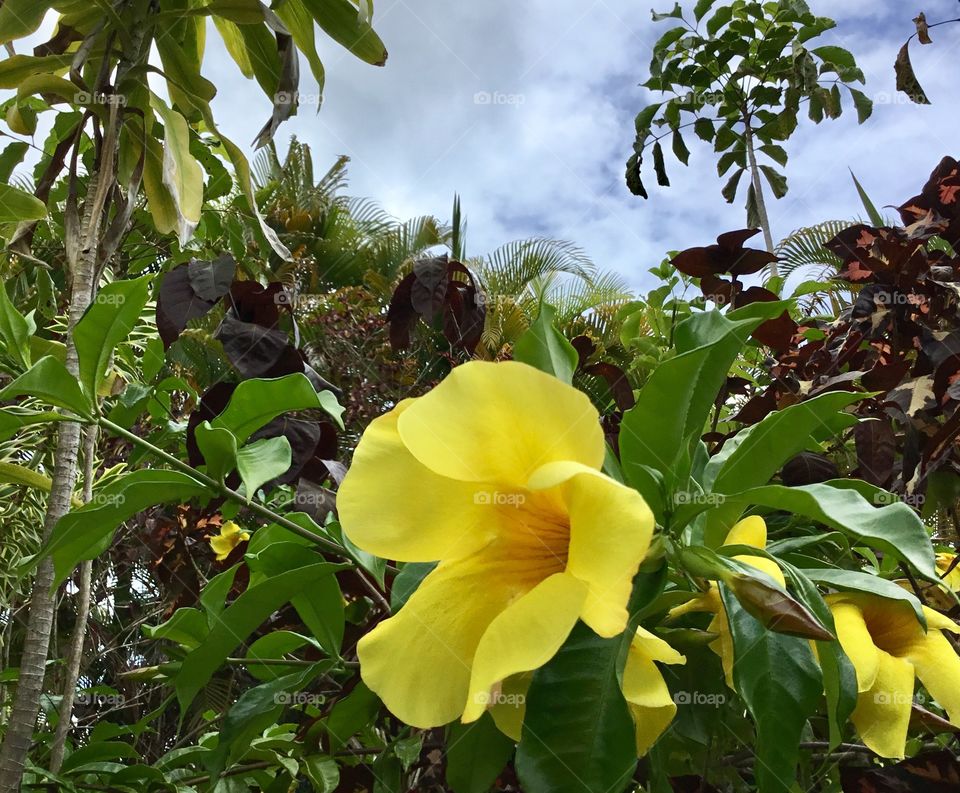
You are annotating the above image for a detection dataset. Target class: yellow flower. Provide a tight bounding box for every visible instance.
[338,361,665,737]
[937,552,960,591]
[827,592,960,758]
[208,520,250,561]
[668,516,782,687]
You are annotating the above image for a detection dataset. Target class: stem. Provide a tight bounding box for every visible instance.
[48,428,98,773]
[743,122,777,271]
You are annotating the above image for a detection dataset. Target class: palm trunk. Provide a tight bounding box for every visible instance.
[0,162,105,792]
[743,124,778,276]
[48,427,97,774]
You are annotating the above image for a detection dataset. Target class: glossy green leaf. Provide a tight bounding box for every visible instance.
[176,562,341,708]
[194,422,239,482]
[0,1,52,45]
[0,409,65,441]
[0,182,46,224]
[0,282,31,369]
[513,303,578,383]
[721,588,822,793]
[715,483,938,580]
[516,622,636,793]
[300,0,388,66]
[74,275,152,402]
[446,713,515,793]
[803,568,926,626]
[213,373,344,442]
[0,356,93,417]
[236,435,292,497]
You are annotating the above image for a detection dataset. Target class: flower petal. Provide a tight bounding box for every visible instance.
[357,542,533,728]
[462,572,587,723]
[397,361,604,486]
[725,516,784,587]
[338,400,495,562]
[851,650,915,759]
[710,608,736,689]
[622,633,684,756]
[829,598,881,693]
[488,672,531,740]
[528,461,654,637]
[905,628,960,725]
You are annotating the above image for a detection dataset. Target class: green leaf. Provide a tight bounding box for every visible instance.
[513,303,578,383]
[207,664,327,779]
[0,282,31,369]
[45,470,210,587]
[721,167,744,203]
[715,483,938,580]
[760,143,788,167]
[652,140,669,186]
[194,422,239,482]
[213,373,344,441]
[150,97,204,244]
[300,0,388,66]
[671,129,690,165]
[0,356,93,417]
[236,436,292,497]
[176,562,342,709]
[516,622,636,793]
[325,681,380,751]
[651,3,683,22]
[0,1,52,45]
[246,538,345,656]
[701,391,864,539]
[721,588,822,793]
[706,4,733,36]
[390,561,436,611]
[143,608,208,649]
[619,304,788,519]
[847,86,873,123]
[894,41,929,104]
[0,54,72,90]
[693,0,715,22]
[0,141,28,183]
[74,275,152,402]
[802,568,926,627]
[446,714,515,793]
[633,103,661,136]
[0,182,46,223]
[0,408,65,441]
[693,117,715,142]
[850,169,884,226]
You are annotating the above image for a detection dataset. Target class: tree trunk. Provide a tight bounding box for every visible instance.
[0,162,105,792]
[48,428,97,774]
[743,124,778,276]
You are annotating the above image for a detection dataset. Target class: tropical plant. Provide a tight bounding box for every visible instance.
[626,0,871,265]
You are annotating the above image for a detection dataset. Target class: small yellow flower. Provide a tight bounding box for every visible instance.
[208,520,250,561]
[668,516,782,687]
[338,361,675,749]
[827,592,960,758]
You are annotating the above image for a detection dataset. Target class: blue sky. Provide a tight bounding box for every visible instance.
[17,1,960,291]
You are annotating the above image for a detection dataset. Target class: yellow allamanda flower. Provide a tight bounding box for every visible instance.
[936,552,960,591]
[208,520,250,561]
[338,361,683,751]
[668,515,782,687]
[827,592,960,759]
